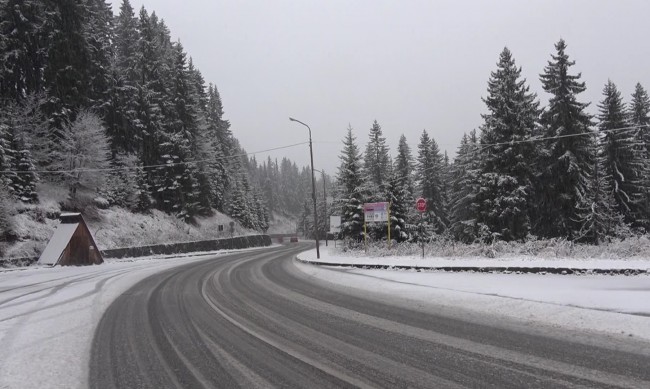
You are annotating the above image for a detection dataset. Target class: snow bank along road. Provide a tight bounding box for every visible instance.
[90,243,650,388]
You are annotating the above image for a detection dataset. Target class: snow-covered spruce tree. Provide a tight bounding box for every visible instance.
[83,0,113,116]
[101,153,137,209]
[537,39,594,240]
[133,8,171,211]
[0,124,9,187]
[415,130,447,234]
[0,0,48,100]
[105,0,141,155]
[252,189,269,232]
[628,83,650,229]
[336,126,366,242]
[153,42,202,220]
[2,124,38,203]
[363,120,391,202]
[477,47,539,242]
[575,133,625,244]
[42,0,93,129]
[598,80,645,227]
[0,183,17,243]
[387,170,410,242]
[205,84,229,212]
[449,130,482,242]
[394,134,415,203]
[261,157,279,216]
[54,110,110,201]
[0,104,40,203]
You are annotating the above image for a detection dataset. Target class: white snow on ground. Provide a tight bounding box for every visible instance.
[0,248,264,389]
[296,247,650,341]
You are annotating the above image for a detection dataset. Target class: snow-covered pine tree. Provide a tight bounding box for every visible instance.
[4,126,38,203]
[537,39,594,240]
[0,124,9,188]
[386,170,409,242]
[261,157,279,216]
[415,130,447,234]
[205,84,231,211]
[336,126,366,241]
[477,47,539,242]
[0,0,48,100]
[83,0,113,116]
[101,153,137,208]
[105,0,140,155]
[133,7,168,210]
[42,0,93,128]
[394,134,415,202]
[0,183,17,243]
[598,80,645,227]
[252,188,269,232]
[363,120,391,202]
[449,130,482,242]
[392,134,415,239]
[575,133,625,244]
[628,83,650,229]
[153,41,201,220]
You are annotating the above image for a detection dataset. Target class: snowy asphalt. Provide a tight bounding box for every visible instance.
[89,243,650,388]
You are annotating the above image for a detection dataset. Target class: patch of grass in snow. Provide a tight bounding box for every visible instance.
[334,235,650,260]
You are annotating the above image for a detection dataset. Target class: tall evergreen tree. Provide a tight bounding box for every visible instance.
[336,126,366,241]
[84,0,113,115]
[598,80,644,226]
[537,39,594,239]
[1,123,38,202]
[575,134,624,244]
[42,0,92,127]
[394,134,415,203]
[628,83,650,229]
[204,84,231,211]
[449,130,482,242]
[363,120,391,201]
[415,130,447,233]
[0,0,48,100]
[478,47,539,241]
[105,0,140,155]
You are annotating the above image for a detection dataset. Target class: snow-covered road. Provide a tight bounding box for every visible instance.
[0,251,255,389]
[1,245,649,388]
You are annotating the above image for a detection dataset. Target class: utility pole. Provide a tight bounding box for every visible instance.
[289,117,320,259]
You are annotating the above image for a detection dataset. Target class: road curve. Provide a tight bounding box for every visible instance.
[89,244,650,388]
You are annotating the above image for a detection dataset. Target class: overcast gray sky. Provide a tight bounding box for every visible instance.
[113,0,650,174]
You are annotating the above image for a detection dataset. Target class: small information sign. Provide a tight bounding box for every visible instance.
[363,202,389,223]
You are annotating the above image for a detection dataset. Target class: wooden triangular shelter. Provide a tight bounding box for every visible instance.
[37,213,103,266]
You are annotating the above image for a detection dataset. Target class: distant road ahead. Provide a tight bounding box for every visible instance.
[90,243,650,388]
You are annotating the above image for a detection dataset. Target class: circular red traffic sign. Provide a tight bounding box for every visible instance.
[416,198,427,212]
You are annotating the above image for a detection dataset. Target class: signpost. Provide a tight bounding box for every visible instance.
[416,198,426,258]
[330,215,341,247]
[362,202,391,251]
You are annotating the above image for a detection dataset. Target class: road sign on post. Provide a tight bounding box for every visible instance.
[363,202,389,223]
[416,198,427,213]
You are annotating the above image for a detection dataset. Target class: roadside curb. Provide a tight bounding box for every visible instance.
[295,258,650,276]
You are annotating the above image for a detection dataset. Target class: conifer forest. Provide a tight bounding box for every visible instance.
[1,1,649,255]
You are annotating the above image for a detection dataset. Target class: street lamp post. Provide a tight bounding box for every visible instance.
[289,117,320,259]
[313,168,328,247]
